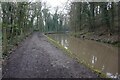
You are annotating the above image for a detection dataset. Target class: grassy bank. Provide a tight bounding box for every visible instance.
[69,32,120,47]
[44,34,108,78]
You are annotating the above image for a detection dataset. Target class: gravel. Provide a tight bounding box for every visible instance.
[2,32,98,78]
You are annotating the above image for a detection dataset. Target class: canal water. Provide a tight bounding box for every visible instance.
[47,34,119,78]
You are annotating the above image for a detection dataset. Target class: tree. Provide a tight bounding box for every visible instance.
[69,1,119,36]
[1,2,44,54]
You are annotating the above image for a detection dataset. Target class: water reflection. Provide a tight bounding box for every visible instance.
[92,56,97,64]
[102,65,105,71]
[47,34,119,78]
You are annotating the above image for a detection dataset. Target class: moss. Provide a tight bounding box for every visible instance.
[44,34,108,78]
[75,56,107,78]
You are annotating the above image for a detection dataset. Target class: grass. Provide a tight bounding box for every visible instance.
[44,34,108,78]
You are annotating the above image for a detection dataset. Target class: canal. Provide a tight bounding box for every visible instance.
[47,34,119,78]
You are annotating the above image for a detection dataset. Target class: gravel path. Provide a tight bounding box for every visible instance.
[2,32,98,78]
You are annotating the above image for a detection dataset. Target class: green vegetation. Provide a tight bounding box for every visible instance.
[42,5,68,33]
[1,1,119,55]
[69,2,119,34]
[1,1,119,78]
[1,2,43,55]
[1,2,69,56]
[69,2,119,46]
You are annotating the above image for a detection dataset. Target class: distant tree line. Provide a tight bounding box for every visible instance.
[42,5,68,33]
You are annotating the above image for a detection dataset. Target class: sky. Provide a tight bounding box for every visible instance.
[41,0,69,14]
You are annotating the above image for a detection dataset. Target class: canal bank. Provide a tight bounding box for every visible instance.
[70,32,120,47]
[45,33,119,78]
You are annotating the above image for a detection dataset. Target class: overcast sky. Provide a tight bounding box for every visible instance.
[41,0,69,14]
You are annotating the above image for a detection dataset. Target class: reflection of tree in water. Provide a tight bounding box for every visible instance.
[60,35,68,49]
[92,56,97,64]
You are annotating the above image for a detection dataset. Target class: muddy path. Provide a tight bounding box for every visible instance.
[2,32,98,78]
